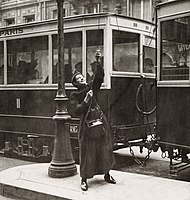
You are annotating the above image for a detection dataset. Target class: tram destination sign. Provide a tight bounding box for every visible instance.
[0,28,23,37]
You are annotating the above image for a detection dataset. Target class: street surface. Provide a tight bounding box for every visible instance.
[0,157,33,200]
[114,147,190,182]
[0,147,189,199]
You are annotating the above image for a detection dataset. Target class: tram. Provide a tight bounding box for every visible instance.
[0,13,156,162]
[156,0,190,173]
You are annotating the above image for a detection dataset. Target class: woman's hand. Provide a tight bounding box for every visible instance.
[84,90,93,103]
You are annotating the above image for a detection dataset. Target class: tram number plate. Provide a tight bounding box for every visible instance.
[69,125,78,134]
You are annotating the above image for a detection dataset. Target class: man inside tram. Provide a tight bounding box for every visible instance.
[74,61,82,74]
[144,58,155,73]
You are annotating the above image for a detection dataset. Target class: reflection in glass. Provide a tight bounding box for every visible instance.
[52,32,82,84]
[113,30,139,72]
[161,16,190,80]
[7,36,48,84]
[86,30,103,82]
[143,46,155,74]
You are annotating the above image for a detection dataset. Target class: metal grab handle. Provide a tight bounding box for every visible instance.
[135,83,156,115]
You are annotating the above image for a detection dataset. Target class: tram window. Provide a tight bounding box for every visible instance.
[7,36,48,84]
[52,31,82,84]
[0,42,4,84]
[113,30,139,72]
[86,30,103,82]
[143,46,155,74]
[160,16,190,81]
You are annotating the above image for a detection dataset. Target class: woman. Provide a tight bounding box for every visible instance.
[70,59,116,191]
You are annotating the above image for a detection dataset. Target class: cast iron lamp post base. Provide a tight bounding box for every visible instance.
[48,97,77,178]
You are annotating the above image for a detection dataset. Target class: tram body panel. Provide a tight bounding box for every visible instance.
[157,87,190,148]
[157,0,190,169]
[0,13,156,161]
[157,0,190,150]
[109,77,156,143]
[0,81,156,148]
[110,77,156,126]
[0,78,156,137]
[0,90,56,133]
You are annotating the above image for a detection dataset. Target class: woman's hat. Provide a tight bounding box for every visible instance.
[71,71,81,87]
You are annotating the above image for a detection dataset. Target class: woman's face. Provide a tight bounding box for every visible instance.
[75,74,86,86]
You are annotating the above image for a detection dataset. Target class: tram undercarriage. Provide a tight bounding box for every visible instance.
[0,121,156,163]
[159,143,190,176]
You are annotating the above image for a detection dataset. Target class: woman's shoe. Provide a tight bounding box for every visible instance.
[81,181,88,191]
[104,174,116,184]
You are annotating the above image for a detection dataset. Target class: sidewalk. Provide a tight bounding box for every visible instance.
[0,163,189,200]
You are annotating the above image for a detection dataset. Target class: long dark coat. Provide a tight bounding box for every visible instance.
[70,61,115,179]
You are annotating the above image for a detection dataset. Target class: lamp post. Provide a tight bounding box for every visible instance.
[48,0,77,178]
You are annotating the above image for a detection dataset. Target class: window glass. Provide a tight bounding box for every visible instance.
[53,31,82,83]
[113,30,139,72]
[0,42,4,84]
[5,18,15,26]
[7,36,48,84]
[86,30,103,82]
[24,15,35,23]
[143,46,155,74]
[130,0,141,19]
[161,16,190,80]
[52,8,65,19]
[143,0,151,21]
[84,4,98,14]
[53,9,58,19]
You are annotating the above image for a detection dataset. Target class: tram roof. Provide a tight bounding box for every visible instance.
[157,0,190,19]
[0,12,154,32]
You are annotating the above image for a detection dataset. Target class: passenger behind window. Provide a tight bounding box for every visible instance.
[74,62,82,74]
[144,58,155,73]
[17,60,27,83]
[25,59,43,84]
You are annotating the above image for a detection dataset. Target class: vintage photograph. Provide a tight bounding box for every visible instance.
[0,0,189,199]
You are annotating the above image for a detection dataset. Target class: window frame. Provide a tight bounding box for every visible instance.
[158,13,190,86]
[6,35,49,85]
[23,15,35,23]
[5,18,15,26]
[112,29,140,75]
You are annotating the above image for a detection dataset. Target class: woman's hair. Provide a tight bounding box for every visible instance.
[71,72,81,88]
